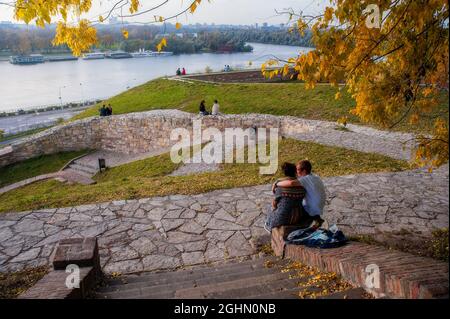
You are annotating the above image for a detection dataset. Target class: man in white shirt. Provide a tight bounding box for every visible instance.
[275,160,326,227]
[211,100,220,115]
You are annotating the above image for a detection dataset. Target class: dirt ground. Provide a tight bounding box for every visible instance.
[185,70,297,83]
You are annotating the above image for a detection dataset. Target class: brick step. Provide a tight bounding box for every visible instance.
[96,262,292,296]
[69,163,98,175]
[104,256,286,287]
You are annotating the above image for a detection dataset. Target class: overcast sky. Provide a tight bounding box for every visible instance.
[0,0,329,25]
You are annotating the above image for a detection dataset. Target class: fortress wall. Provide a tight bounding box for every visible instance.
[0,110,316,168]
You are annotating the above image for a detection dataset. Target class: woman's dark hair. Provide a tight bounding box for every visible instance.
[214,99,218,103]
[281,162,297,178]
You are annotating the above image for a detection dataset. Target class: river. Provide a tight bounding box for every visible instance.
[0,43,311,113]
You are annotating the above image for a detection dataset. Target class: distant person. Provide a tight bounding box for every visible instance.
[176,68,181,76]
[99,104,107,117]
[107,104,113,116]
[182,67,186,76]
[199,100,209,116]
[211,99,221,115]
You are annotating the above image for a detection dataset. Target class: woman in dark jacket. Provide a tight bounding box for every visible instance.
[265,162,308,231]
[199,100,209,116]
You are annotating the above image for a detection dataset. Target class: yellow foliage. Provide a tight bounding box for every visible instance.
[53,20,97,57]
[156,37,167,52]
[122,29,129,39]
[176,22,182,30]
[273,0,450,170]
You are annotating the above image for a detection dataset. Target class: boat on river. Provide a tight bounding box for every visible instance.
[131,49,156,58]
[105,51,133,59]
[9,54,45,65]
[82,52,105,60]
[131,49,173,58]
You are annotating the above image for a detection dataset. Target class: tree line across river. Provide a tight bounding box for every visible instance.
[0,24,312,56]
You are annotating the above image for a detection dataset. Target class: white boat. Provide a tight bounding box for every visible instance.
[82,52,105,60]
[105,51,133,59]
[131,48,174,58]
[131,49,156,58]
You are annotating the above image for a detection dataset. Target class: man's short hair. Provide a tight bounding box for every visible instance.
[297,160,312,174]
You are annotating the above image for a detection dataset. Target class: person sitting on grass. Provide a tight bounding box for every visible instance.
[275,160,326,228]
[265,162,307,233]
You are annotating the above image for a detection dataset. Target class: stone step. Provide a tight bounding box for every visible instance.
[97,260,291,295]
[104,256,285,287]
[174,272,295,299]
[73,160,99,171]
[98,271,296,299]
[66,166,96,178]
[200,276,311,299]
[69,163,98,175]
[60,170,96,185]
[95,256,366,299]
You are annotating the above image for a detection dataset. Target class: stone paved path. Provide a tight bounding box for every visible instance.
[283,119,415,161]
[1,165,447,274]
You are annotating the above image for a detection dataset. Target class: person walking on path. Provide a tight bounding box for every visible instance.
[176,68,181,76]
[182,67,187,76]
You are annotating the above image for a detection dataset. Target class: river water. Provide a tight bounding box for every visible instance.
[0,43,311,112]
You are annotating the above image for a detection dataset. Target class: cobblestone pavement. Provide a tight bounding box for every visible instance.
[284,122,415,161]
[1,165,447,274]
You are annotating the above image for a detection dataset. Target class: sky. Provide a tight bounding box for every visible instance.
[0,0,329,25]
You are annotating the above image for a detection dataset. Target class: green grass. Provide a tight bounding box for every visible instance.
[0,139,409,213]
[0,150,88,188]
[0,266,48,299]
[72,78,449,135]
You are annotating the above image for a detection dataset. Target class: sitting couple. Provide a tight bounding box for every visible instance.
[265,160,326,233]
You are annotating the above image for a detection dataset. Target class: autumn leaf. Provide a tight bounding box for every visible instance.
[335,92,341,100]
[122,29,129,39]
[176,22,182,30]
[156,37,167,52]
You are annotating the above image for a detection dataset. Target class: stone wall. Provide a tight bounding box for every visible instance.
[0,110,317,168]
